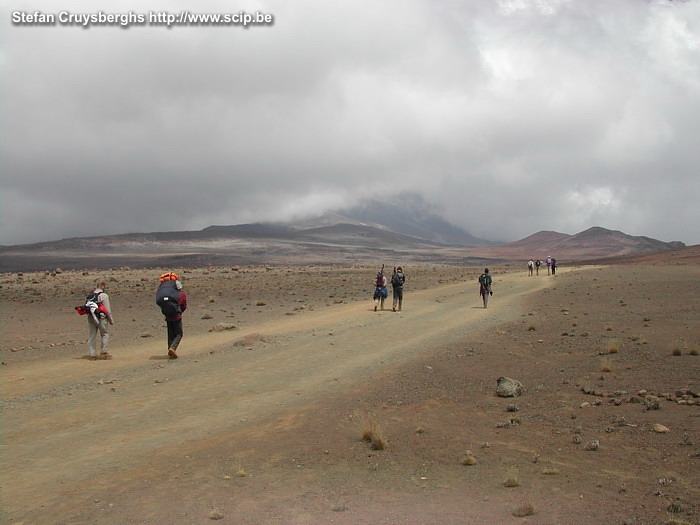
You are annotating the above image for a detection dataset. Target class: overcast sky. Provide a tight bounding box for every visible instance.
[2,0,699,246]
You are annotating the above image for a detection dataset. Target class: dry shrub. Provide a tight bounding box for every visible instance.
[527,324,536,332]
[513,503,535,517]
[503,468,520,487]
[370,427,387,450]
[354,411,386,450]
[461,450,477,466]
[542,467,559,475]
[600,358,613,373]
[672,348,682,356]
[605,338,621,354]
[690,349,699,356]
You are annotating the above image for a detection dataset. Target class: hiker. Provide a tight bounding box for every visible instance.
[546,255,553,275]
[551,257,557,275]
[527,259,534,277]
[391,266,406,312]
[373,269,388,311]
[535,258,541,276]
[478,268,493,308]
[85,282,114,360]
[156,272,188,359]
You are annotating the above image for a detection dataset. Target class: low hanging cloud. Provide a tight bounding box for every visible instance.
[1,0,698,246]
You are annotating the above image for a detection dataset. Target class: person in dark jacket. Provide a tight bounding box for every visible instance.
[478,268,493,308]
[165,280,187,359]
[391,266,406,312]
[157,274,188,360]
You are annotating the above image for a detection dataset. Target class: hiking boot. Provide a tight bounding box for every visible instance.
[98,353,113,360]
[168,348,178,359]
[392,306,396,312]
[374,305,377,312]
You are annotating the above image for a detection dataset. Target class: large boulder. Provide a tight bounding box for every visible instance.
[496,377,524,398]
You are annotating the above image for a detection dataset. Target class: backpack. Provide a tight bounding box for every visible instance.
[375,273,385,288]
[391,272,404,287]
[479,274,492,287]
[156,281,181,317]
[75,290,108,322]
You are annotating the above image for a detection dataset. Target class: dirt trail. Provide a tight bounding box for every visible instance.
[2,269,563,521]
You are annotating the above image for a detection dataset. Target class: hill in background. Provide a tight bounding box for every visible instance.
[0,194,688,272]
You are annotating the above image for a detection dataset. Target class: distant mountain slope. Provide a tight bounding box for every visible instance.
[466,226,685,260]
[298,223,442,248]
[282,195,490,246]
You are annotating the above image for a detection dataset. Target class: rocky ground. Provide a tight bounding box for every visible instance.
[1,260,698,524]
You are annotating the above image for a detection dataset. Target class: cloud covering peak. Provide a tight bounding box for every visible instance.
[2,0,698,245]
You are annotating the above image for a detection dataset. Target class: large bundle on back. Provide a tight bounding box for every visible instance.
[156,280,181,316]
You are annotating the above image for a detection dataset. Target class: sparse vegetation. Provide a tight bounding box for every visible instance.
[605,338,621,354]
[354,411,386,450]
[672,348,682,356]
[542,467,559,475]
[527,324,536,331]
[690,349,699,356]
[461,450,477,466]
[503,468,520,487]
[600,358,613,373]
[512,503,535,517]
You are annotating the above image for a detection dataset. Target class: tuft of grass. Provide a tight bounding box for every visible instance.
[605,338,621,354]
[672,348,682,356]
[600,358,613,373]
[461,450,477,466]
[236,463,247,477]
[503,468,520,487]
[690,349,699,356]
[605,324,613,332]
[370,428,387,450]
[542,467,559,475]
[527,324,536,332]
[354,411,387,450]
[512,503,535,517]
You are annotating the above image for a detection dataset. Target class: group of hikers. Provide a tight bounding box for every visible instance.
[79,263,502,360]
[77,272,188,361]
[527,255,556,276]
[373,265,494,310]
[372,266,405,312]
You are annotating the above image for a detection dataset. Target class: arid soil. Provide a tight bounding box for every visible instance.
[1,261,699,524]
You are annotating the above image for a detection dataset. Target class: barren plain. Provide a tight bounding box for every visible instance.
[1,258,699,524]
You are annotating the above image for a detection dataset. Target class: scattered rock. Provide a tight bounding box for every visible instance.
[496,377,523,398]
[652,423,670,433]
[584,440,600,451]
[208,510,224,520]
[644,396,661,410]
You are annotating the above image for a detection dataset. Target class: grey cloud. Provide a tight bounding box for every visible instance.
[2,0,699,246]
